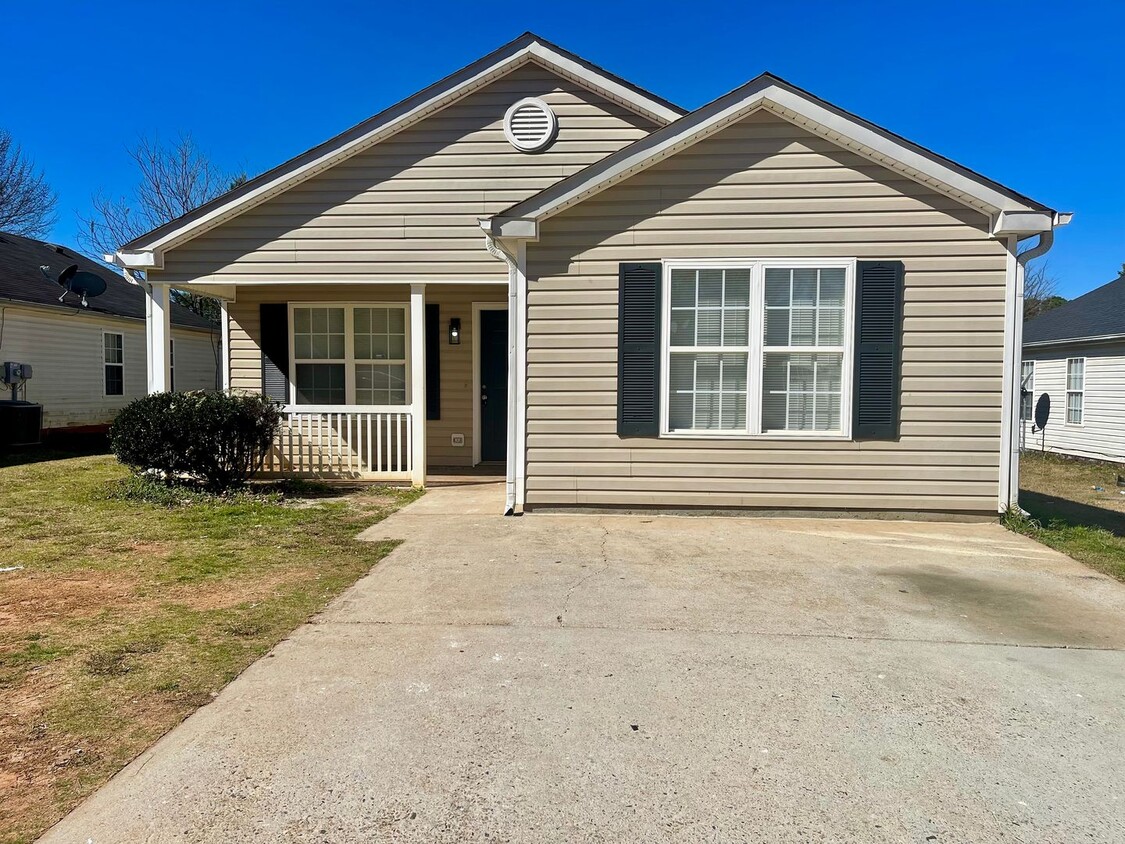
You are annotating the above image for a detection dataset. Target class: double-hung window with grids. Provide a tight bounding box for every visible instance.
[664,261,852,437]
[291,305,409,406]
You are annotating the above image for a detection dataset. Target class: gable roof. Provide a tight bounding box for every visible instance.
[0,232,215,330]
[114,32,685,266]
[1024,273,1125,346]
[490,73,1059,237]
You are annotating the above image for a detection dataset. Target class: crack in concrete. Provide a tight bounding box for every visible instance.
[305,617,1125,652]
[557,518,612,623]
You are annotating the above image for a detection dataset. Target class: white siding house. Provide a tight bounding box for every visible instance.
[1022,273,1125,463]
[0,233,217,433]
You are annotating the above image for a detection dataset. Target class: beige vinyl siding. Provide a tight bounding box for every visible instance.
[1020,343,1125,462]
[153,62,656,286]
[525,110,1009,515]
[0,304,215,429]
[227,284,505,467]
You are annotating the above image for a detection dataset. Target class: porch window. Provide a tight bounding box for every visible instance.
[290,304,409,406]
[663,261,853,436]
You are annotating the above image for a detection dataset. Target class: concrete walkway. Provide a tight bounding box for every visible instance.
[41,485,1125,843]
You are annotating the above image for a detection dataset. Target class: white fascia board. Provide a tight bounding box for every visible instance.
[501,80,1053,227]
[111,250,161,269]
[124,39,681,259]
[993,210,1055,237]
[494,218,538,239]
[526,42,682,125]
[138,58,526,255]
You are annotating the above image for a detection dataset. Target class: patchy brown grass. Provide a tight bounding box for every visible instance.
[1009,452,1125,582]
[0,455,419,844]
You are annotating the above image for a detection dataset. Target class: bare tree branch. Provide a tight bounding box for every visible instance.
[0,128,58,238]
[1023,260,1066,320]
[79,134,246,345]
[78,134,238,259]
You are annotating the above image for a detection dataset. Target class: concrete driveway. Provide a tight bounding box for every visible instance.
[41,485,1125,843]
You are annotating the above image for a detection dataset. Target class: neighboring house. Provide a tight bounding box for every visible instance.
[0,233,217,432]
[1021,272,1125,463]
[107,33,1067,516]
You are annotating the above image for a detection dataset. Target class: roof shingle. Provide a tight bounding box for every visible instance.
[0,232,215,330]
[1024,273,1125,345]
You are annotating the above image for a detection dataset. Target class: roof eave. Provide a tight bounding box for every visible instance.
[117,33,684,259]
[492,75,1059,235]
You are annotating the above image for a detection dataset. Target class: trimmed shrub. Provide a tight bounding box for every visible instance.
[110,392,281,490]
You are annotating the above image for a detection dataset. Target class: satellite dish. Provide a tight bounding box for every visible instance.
[58,264,78,286]
[39,263,107,308]
[1033,393,1050,431]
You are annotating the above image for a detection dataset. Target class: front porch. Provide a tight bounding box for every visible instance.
[143,281,513,489]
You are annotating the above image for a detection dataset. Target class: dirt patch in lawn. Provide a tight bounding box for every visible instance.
[0,455,420,844]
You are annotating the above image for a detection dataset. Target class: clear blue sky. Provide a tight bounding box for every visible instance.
[5,0,1122,298]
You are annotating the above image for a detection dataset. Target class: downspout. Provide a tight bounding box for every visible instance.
[484,230,520,515]
[1003,229,1055,512]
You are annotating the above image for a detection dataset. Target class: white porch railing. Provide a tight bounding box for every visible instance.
[261,405,414,480]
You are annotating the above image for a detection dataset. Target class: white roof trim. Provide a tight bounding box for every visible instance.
[118,35,683,264]
[492,76,1055,233]
[1024,333,1125,349]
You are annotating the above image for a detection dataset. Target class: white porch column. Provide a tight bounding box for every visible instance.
[146,283,172,393]
[219,300,231,392]
[409,283,427,486]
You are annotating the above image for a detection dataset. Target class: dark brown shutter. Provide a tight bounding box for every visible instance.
[617,262,662,436]
[260,303,289,403]
[425,303,440,420]
[852,261,904,439]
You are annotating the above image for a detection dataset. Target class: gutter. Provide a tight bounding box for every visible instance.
[999,220,1065,513]
[481,223,520,515]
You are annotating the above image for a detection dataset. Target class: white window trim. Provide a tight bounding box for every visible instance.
[286,302,412,408]
[1065,356,1085,426]
[102,330,125,397]
[658,257,856,440]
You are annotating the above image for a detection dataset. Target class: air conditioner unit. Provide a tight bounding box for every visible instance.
[0,401,43,447]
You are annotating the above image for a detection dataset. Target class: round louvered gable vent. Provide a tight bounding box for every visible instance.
[503,98,558,152]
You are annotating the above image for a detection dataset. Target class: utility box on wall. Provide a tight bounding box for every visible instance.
[451,433,465,447]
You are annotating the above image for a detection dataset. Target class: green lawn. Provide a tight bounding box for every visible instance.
[0,453,418,844]
[1008,451,1125,582]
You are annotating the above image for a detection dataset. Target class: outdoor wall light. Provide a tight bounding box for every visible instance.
[448,317,461,345]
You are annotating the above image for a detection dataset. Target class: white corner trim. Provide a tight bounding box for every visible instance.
[998,237,1020,513]
[513,239,528,512]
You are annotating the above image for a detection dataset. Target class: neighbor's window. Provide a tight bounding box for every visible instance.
[1066,357,1084,424]
[1020,360,1034,421]
[291,304,409,406]
[104,332,124,396]
[664,262,851,436]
